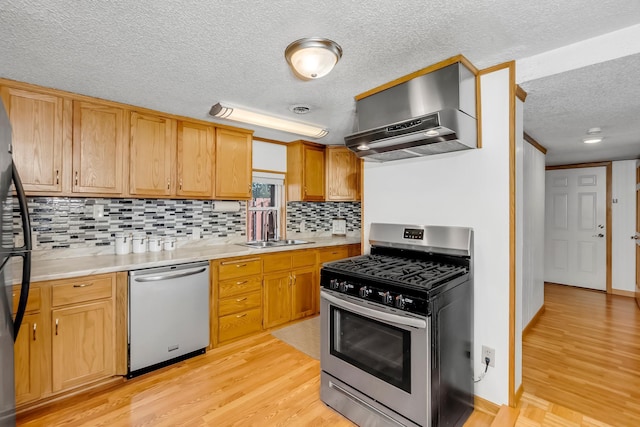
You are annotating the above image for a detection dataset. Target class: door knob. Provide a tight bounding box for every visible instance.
[592,233,604,238]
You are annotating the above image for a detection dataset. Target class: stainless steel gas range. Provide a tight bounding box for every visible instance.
[320,223,474,427]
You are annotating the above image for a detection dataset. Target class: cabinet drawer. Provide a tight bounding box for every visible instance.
[218,275,262,298]
[292,250,316,268]
[218,307,262,342]
[218,291,262,316]
[218,258,261,280]
[318,246,349,263]
[262,253,292,273]
[12,285,41,314]
[52,275,113,307]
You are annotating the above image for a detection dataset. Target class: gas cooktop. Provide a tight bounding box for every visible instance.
[322,253,468,290]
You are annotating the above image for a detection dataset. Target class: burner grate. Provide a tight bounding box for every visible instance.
[325,254,468,289]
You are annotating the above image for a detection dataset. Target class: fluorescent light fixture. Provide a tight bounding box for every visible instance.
[583,137,603,144]
[209,103,328,138]
[285,38,342,80]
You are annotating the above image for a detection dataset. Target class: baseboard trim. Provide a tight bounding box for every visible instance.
[523,304,545,337]
[611,289,636,298]
[474,395,501,416]
[491,405,520,427]
[514,383,524,405]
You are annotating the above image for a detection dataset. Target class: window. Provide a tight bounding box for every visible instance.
[248,171,285,241]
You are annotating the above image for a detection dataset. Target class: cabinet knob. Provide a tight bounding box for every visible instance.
[179,179,183,190]
[167,179,170,190]
[33,323,37,341]
[55,170,60,185]
[74,171,78,186]
[55,318,59,335]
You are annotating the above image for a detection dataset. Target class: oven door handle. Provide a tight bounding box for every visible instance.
[322,291,427,329]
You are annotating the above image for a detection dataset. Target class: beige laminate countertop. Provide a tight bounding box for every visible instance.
[13,236,361,284]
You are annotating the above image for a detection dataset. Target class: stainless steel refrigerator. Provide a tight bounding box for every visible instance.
[0,102,32,426]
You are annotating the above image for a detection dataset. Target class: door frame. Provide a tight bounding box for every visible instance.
[546,161,612,293]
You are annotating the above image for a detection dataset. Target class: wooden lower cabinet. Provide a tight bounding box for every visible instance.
[14,312,46,405]
[290,267,316,320]
[263,272,293,329]
[263,250,317,329]
[212,257,263,346]
[52,300,115,392]
[13,273,117,408]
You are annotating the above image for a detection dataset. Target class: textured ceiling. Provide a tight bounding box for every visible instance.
[1,0,640,164]
[521,53,640,165]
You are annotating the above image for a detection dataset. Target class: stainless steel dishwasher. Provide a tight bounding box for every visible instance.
[128,261,210,378]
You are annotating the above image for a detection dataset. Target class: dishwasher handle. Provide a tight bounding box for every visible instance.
[133,267,207,283]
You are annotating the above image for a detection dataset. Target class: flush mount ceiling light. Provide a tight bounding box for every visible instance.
[285,37,343,80]
[583,137,603,144]
[583,127,603,144]
[209,103,328,138]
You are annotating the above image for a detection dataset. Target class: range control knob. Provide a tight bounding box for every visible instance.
[329,279,340,290]
[383,291,393,305]
[339,281,348,292]
[359,286,370,298]
[395,295,405,309]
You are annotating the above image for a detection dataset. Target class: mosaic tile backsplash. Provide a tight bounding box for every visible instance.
[13,197,246,250]
[286,201,361,233]
[13,197,361,251]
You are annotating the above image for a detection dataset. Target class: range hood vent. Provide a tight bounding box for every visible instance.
[345,61,477,162]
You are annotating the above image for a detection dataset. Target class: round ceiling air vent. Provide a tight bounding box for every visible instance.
[289,104,311,114]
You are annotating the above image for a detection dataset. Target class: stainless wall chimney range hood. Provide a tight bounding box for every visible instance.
[345,61,478,162]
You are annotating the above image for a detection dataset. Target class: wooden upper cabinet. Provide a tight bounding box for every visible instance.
[1,86,65,192]
[72,101,125,194]
[326,146,360,201]
[287,140,325,201]
[177,121,215,198]
[129,112,176,196]
[215,128,252,200]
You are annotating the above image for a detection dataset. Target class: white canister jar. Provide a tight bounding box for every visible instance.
[163,237,176,251]
[148,236,162,252]
[115,232,131,255]
[132,233,147,253]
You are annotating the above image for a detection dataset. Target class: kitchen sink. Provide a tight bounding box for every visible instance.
[239,239,313,249]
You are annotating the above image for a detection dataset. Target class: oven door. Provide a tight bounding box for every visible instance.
[320,289,430,426]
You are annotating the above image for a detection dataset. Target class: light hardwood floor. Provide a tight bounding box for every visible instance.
[522,283,640,426]
[19,283,637,427]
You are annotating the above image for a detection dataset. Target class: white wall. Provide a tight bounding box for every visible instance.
[363,67,512,404]
[612,160,637,292]
[521,142,545,327]
[252,140,286,172]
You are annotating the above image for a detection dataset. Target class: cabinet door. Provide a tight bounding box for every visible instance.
[303,145,325,201]
[72,101,125,194]
[52,300,114,392]
[129,112,176,196]
[215,128,252,199]
[263,272,291,329]
[177,121,214,198]
[1,86,64,192]
[14,312,46,405]
[291,267,316,320]
[326,147,358,201]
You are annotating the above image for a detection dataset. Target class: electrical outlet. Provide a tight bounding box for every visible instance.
[482,345,495,368]
[299,220,306,232]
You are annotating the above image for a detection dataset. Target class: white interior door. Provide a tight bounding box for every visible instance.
[544,166,607,290]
